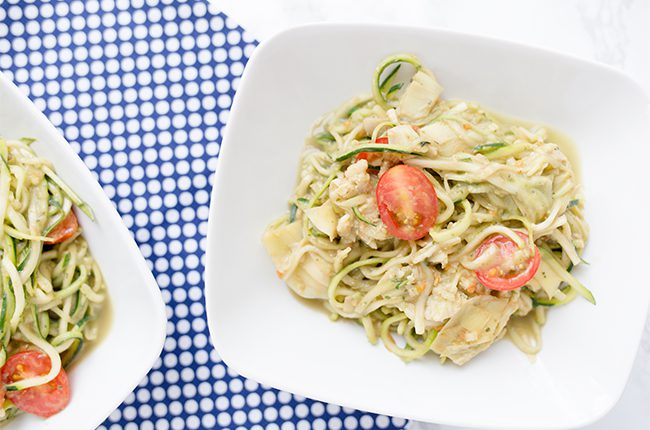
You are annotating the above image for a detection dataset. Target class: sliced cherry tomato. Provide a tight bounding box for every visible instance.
[473,231,541,291]
[47,211,79,244]
[356,136,388,162]
[1,351,71,418]
[376,165,438,240]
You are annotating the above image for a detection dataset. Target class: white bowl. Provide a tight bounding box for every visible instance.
[0,73,166,428]
[205,24,650,429]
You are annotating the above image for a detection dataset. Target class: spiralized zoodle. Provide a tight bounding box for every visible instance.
[263,55,592,366]
[0,137,106,421]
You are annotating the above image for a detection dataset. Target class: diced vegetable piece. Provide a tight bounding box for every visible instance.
[376,165,438,240]
[1,351,70,418]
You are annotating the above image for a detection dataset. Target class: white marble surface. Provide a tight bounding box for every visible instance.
[212,1,650,428]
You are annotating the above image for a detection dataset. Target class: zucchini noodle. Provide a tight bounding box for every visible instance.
[263,55,591,366]
[0,137,106,421]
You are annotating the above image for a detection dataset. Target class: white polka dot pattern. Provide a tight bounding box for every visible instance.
[0,1,409,429]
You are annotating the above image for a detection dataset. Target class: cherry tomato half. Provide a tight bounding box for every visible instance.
[1,351,71,418]
[356,136,388,162]
[474,231,541,291]
[47,211,79,244]
[376,164,438,240]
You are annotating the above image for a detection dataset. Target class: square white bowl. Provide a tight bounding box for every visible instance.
[205,24,650,429]
[0,72,167,428]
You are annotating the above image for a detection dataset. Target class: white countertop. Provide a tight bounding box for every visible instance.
[213,1,650,428]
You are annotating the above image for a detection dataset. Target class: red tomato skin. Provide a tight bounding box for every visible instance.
[1,351,71,418]
[474,231,541,291]
[356,136,389,162]
[47,211,79,244]
[376,165,438,240]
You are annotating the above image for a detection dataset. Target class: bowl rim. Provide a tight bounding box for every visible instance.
[252,22,649,100]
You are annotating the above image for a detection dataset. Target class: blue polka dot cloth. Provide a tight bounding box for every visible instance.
[0,1,410,429]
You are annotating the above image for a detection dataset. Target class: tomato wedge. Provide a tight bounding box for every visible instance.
[1,351,71,418]
[356,136,388,162]
[376,165,438,240]
[47,211,79,244]
[473,231,541,291]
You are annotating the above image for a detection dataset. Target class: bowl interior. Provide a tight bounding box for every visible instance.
[206,24,650,429]
[0,72,166,429]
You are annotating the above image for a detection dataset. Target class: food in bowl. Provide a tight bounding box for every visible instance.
[263,54,593,365]
[0,137,107,421]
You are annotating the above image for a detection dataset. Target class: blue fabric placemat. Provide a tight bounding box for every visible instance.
[0,1,408,429]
